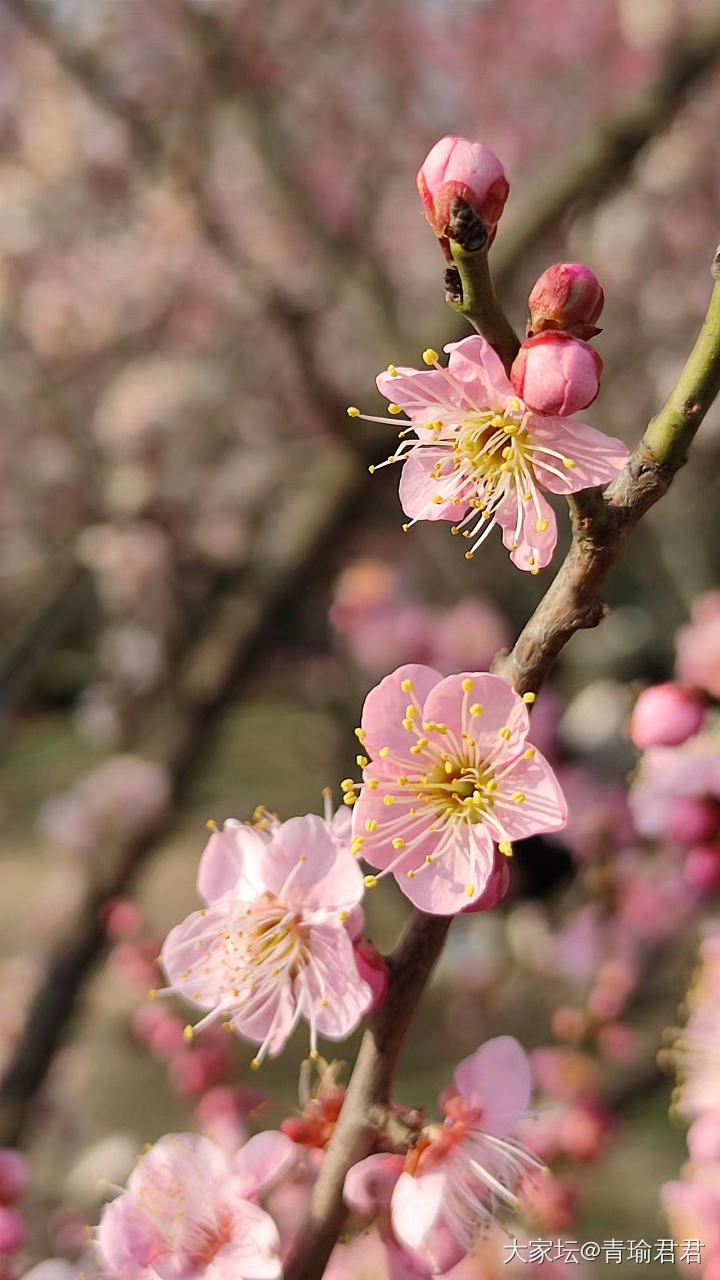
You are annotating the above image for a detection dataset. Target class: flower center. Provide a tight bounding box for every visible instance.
[247,900,306,977]
[420,757,496,825]
[455,412,527,490]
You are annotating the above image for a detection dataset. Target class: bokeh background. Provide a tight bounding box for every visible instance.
[2,0,720,1275]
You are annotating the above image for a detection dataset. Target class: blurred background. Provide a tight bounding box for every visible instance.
[2,0,720,1275]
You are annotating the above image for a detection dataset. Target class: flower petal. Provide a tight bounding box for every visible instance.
[197,822,269,905]
[444,335,515,407]
[398,822,494,914]
[490,751,568,840]
[420,671,529,757]
[299,924,372,1039]
[530,416,628,494]
[261,815,364,916]
[233,1131,297,1198]
[392,1169,447,1250]
[453,1036,532,1136]
[398,447,466,521]
[360,663,442,759]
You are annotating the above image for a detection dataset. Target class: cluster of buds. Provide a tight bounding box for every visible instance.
[511,263,605,417]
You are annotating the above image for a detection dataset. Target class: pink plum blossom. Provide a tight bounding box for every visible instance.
[348,1037,538,1261]
[630,682,704,749]
[96,1131,294,1279]
[353,337,627,573]
[676,593,720,699]
[350,665,566,914]
[629,737,720,845]
[510,333,603,417]
[416,137,509,244]
[528,263,604,340]
[161,814,372,1064]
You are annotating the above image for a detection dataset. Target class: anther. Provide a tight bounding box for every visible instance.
[499,840,513,857]
[347,406,360,417]
[379,746,390,757]
[522,692,536,704]
[499,727,511,740]
[401,679,414,692]
[422,348,439,365]
[364,875,378,889]
[536,518,549,532]
[183,1025,195,1043]
[205,818,217,832]
[513,792,525,805]
[461,679,474,692]
[388,403,402,415]
[469,702,483,716]
[392,838,406,850]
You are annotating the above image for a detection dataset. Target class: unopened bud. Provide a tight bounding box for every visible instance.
[510,331,603,417]
[528,262,604,339]
[417,136,509,247]
[630,682,704,749]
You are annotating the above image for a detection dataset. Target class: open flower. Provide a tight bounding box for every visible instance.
[347,1037,538,1262]
[161,814,372,1064]
[349,337,627,573]
[348,665,566,914]
[96,1131,294,1279]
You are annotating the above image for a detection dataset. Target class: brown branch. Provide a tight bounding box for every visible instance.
[284,252,720,1280]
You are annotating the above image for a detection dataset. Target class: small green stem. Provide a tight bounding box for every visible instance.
[643,248,720,469]
[447,242,521,374]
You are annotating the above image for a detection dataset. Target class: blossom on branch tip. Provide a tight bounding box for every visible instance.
[160,814,372,1065]
[352,336,627,572]
[528,262,604,340]
[417,136,509,248]
[96,1131,294,1279]
[510,333,603,417]
[347,1037,539,1260]
[349,664,566,914]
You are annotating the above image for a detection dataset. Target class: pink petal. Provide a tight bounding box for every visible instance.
[392,1169,447,1250]
[299,925,372,1038]
[360,664,442,759]
[496,490,558,572]
[420,671,529,756]
[398,448,465,522]
[490,752,568,840]
[398,822,494,914]
[444,335,515,406]
[376,366,463,423]
[205,1202,281,1280]
[161,903,239,1006]
[530,416,628,494]
[353,782,438,874]
[261,815,364,916]
[344,1153,404,1217]
[233,1131,297,1198]
[231,978,298,1058]
[453,1036,531,1136]
[197,822,269,905]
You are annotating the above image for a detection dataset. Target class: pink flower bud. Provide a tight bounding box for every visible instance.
[417,136,509,242]
[0,1206,25,1256]
[630,682,704,749]
[352,939,389,1011]
[528,262,604,339]
[0,1152,29,1205]
[558,1103,610,1163]
[668,795,719,845]
[510,331,603,416]
[685,843,720,894]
